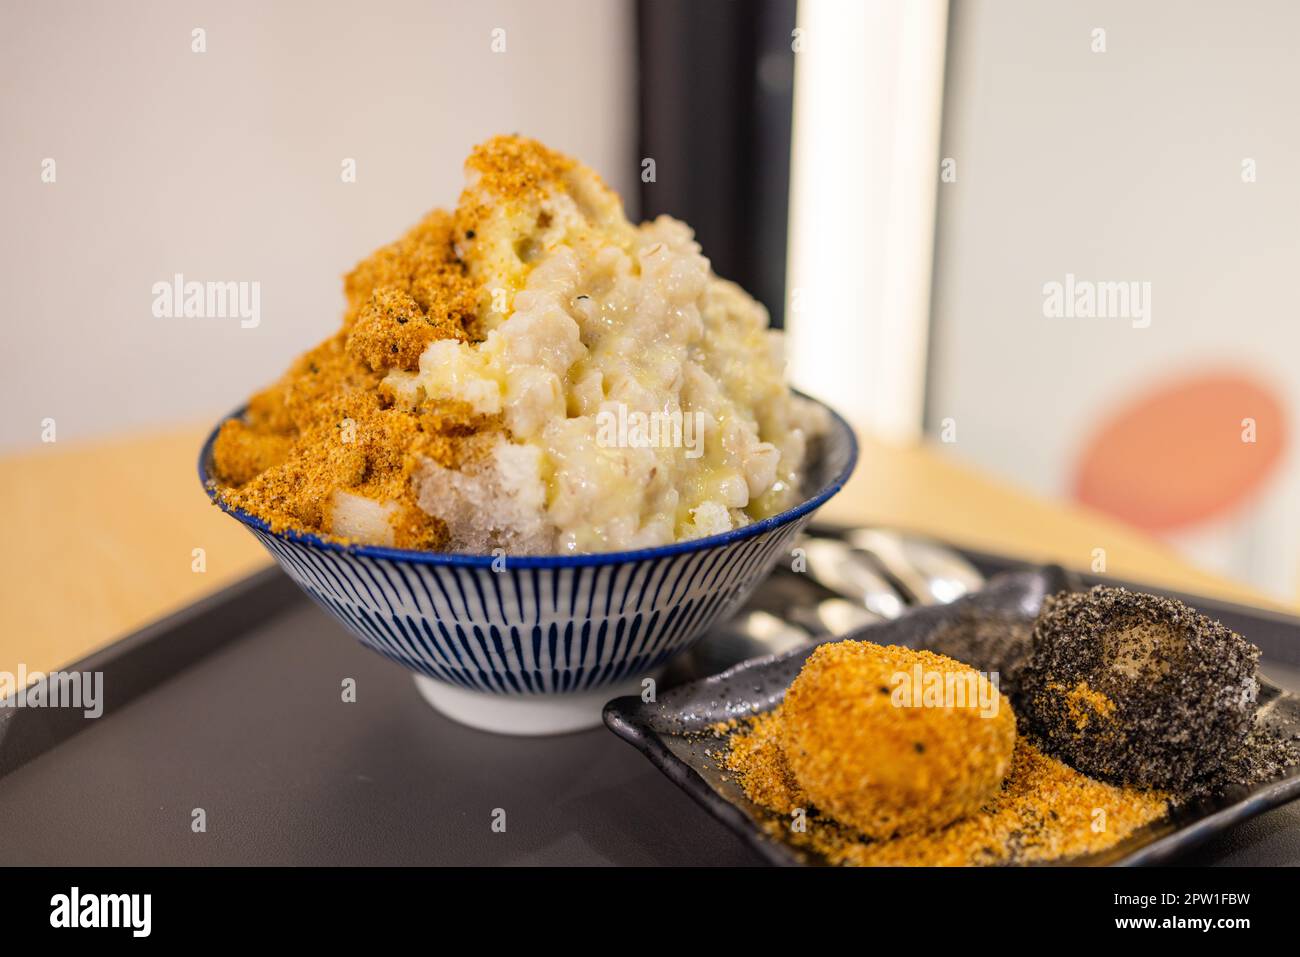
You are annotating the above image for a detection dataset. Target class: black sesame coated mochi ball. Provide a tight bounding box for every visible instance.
[1017,586,1259,790]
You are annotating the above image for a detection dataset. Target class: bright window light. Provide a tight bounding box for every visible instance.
[786,0,949,442]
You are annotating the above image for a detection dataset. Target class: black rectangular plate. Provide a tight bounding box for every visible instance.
[604,561,1300,866]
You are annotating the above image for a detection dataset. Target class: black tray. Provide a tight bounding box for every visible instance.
[3,541,1300,865]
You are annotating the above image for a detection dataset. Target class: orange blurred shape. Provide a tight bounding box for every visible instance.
[1072,371,1286,533]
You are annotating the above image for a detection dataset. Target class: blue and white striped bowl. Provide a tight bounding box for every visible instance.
[199,397,856,734]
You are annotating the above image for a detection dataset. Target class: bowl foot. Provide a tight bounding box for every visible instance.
[413,673,654,735]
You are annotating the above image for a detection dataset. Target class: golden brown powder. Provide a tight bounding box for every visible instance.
[726,711,807,812]
[723,710,1167,866]
[456,135,576,232]
[1059,680,1117,732]
[208,140,568,548]
[343,209,479,342]
[211,201,488,546]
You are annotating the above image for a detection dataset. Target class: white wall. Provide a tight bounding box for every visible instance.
[928,0,1300,594]
[0,0,636,449]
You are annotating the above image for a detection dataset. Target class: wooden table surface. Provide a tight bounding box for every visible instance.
[2,424,1293,682]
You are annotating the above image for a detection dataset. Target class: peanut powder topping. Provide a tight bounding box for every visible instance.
[211,134,827,554]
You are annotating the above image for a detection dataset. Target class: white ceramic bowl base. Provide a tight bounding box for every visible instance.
[413,671,656,735]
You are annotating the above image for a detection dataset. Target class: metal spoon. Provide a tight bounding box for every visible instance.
[664,610,814,681]
[847,528,985,605]
[799,536,908,619]
[789,597,882,637]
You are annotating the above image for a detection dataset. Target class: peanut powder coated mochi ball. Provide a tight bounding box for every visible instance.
[778,641,1017,839]
[1017,586,1259,790]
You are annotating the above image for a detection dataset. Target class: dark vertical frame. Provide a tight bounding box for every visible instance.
[636,0,797,327]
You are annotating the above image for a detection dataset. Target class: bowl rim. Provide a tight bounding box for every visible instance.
[197,390,858,569]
